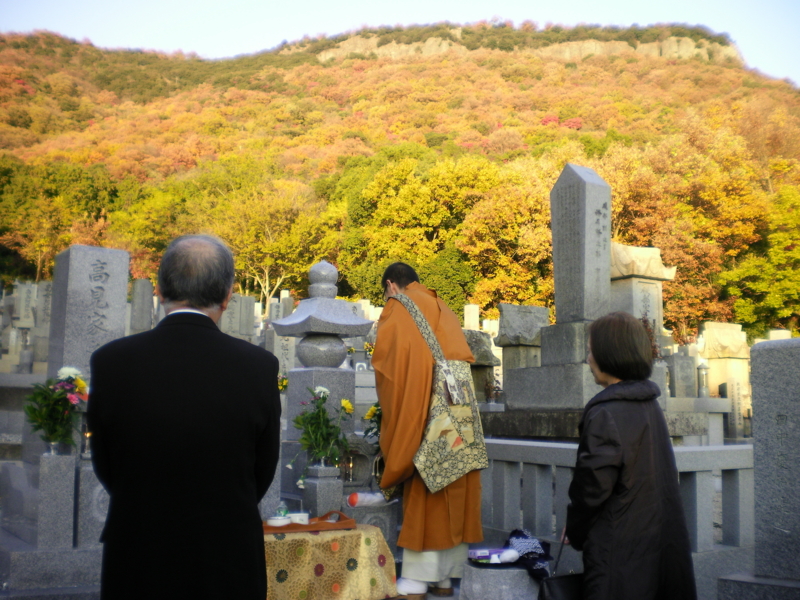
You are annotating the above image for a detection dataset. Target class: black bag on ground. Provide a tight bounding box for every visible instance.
[537,538,583,600]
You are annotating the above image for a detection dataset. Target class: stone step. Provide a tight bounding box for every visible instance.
[0,526,101,591]
[355,387,378,403]
[355,372,376,387]
[0,584,100,599]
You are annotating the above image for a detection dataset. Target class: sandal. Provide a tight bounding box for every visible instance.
[428,584,455,597]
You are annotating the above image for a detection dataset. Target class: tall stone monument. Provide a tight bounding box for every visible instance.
[32,281,53,363]
[47,245,130,381]
[504,164,608,409]
[0,245,130,596]
[718,338,800,598]
[129,279,154,335]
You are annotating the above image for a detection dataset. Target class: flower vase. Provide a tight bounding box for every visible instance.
[303,462,343,517]
[46,442,60,455]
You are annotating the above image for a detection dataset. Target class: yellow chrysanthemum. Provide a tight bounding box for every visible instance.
[74,377,88,395]
[341,399,354,414]
[364,405,378,420]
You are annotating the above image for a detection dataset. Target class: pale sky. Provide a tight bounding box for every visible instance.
[2,0,799,86]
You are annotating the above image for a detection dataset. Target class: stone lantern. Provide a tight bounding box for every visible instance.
[272,261,373,505]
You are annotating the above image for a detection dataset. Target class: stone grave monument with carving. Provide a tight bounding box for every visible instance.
[488,164,727,445]
[0,245,129,597]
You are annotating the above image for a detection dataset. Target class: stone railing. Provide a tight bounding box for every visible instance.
[480,438,754,599]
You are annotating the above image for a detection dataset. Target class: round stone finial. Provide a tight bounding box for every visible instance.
[308,261,338,299]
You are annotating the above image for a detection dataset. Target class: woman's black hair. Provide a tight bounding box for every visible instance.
[589,312,654,381]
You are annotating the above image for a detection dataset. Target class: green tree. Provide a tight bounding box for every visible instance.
[718,185,800,336]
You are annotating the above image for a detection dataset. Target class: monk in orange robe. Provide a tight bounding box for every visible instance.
[372,262,483,599]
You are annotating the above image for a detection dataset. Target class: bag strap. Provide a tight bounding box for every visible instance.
[552,538,565,576]
[392,294,447,362]
[392,293,469,405]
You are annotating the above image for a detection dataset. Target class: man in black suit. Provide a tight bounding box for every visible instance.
[88,234,281,600]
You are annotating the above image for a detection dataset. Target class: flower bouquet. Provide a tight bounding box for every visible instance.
[277,373,288,392]
[362,402,382,442]
[292,386,353,467]
[24,367,88,449]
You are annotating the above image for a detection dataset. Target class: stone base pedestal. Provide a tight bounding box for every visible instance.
[460,562,540,600]
[0,527,101,593]
[481,410,583,441]
[718,573,800,599]
[505,364,601,409]
[303,465,343,518]
[540,322,589,365]
[343,500,400,557]
[1,455,75,549]
[479,403,505,413]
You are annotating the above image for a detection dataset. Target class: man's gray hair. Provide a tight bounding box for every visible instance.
[158,235,235,309]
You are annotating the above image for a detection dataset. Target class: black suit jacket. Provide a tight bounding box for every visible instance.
[88,312,281,600]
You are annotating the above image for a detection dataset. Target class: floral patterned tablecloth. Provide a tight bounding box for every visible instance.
[264,524,398,600]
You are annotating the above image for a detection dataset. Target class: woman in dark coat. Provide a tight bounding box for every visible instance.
[565,312,697,600]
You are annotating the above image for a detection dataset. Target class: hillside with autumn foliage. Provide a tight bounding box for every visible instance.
[1,24,799,340]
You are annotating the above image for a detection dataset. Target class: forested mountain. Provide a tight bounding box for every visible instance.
[1,24,798,340]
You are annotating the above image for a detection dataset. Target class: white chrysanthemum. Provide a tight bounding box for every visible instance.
[314,386,330,396]
[296,479,305,490]
[285,464,293,470]
[57,367,82,381]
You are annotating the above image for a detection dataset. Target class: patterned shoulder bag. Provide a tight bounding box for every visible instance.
[393,293,489,494]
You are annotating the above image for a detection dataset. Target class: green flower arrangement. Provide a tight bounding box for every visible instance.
[293,386,353,465]
[24,367,88,446]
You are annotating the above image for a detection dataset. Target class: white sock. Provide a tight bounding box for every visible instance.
[436,578,452,588]
[396,577,428,594]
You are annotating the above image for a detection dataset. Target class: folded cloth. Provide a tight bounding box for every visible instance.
[505,529,553,580]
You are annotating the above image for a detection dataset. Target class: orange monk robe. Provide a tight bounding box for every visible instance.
[371,282,484,553]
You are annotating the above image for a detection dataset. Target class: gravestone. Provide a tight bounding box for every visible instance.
[464,330,501,405]
[268,299,282,323]
[664,347,698,399]
[699,322,751,440]
[495,304,549,387]
[280,290,294,324]
[32,281,53,363]
[47,245,130,381]
[0,246,128,595]
[264,329,297,378]
[608,242,676,334]
[129,279,154,335]
[550,164,611,324]
[13,282,36,330]
[504,164,608,409]
[718,338,800,598]
[464,304,480,330]
[239,295,256,340]
[219,293,243,338]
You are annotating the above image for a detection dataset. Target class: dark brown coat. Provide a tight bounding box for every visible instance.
[566,380,697,600]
